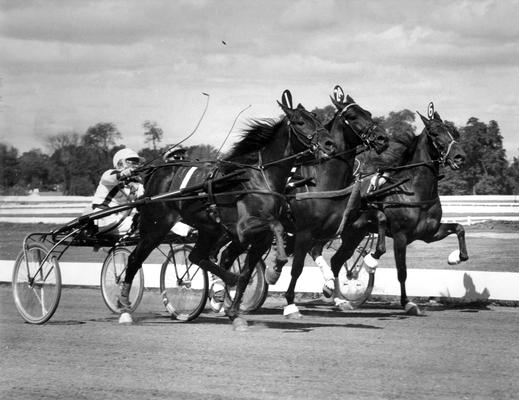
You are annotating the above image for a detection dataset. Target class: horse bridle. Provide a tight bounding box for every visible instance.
[287,114,330,156]
[338,102,380,149]
[426,122,458,167]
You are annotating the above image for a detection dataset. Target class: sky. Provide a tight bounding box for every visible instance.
[1,0,519,159]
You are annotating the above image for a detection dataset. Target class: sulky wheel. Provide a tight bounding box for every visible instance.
[100,247,144,313]
[159,244,208,322]
[338,234,375,308]
[223,255,269,313]
[12,242,62,324]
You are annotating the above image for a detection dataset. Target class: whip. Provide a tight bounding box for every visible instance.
[216,104,252,159]
[137,92,211,170]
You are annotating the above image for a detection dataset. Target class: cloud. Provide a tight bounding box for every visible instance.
[1,0,518,159]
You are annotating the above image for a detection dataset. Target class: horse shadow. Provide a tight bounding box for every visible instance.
[123,305,411,332]
[434,272,491,312]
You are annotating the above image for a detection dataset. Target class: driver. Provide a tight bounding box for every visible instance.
[89,148,144,236]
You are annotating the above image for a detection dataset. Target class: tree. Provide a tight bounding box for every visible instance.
[0,143,20,193]
[383,109,416,137]
[46,132,81,152]
[186,144,219,160]
[507,156,519,195]
[82,122,121,153]
[143,120,163,151]
[458,118,511,194]
[310,105,336,125]
[138,147,162,164]
[18,149,52,190]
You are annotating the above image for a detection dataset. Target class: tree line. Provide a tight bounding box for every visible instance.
[1,110,519,196]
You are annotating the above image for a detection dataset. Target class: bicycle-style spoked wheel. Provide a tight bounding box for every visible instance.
[338,234,375,308]
[159,244,208,322]
[100,247,144,313]
[223,255,268,313]
[12,242,62,324]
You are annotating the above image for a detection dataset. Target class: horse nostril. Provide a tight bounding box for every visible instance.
[455,155,465,164]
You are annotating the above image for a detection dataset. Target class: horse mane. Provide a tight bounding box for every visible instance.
[358,129,418,174]
[324,116,335,131]
[224,118,284,163]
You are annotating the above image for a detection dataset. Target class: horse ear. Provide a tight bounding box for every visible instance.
[346,94,355,103]
[281,89,293,109]
[433,111,442,121]
[330,95,344,111]
[332,85,345,103]
[417,111,430,128]
[277,100,293,116]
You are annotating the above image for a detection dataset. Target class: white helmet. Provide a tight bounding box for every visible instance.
[112,148,143,169]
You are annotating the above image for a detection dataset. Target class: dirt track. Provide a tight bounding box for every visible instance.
[1,285,518,400]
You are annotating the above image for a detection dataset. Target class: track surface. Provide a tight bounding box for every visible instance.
[2,285,518,400]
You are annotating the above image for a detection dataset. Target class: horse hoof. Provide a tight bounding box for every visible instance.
[232,317,248,332]
[265,266,281,285]
[336,300,354,311]
[118,312,133,325]
[283,303,302,319]
[447,249,461,265]
[285,312,303,320]
[322,280,334,298]
[404,302,422,316]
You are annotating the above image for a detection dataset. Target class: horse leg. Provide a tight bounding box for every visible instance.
[284,232,312,319]
[210,239,247,314]
[226,234,272,330]
[423,222,469,264]
[371,210,387,259]
[118,214,175,323]
[265,221,289,284]
[329,234,364,311]
[393,233,421,315]
[357,210,387,274]
[188,231,239,287]
[309,242,335,298]
[329,213,378,311]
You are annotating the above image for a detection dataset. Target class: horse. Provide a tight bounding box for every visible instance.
[119,90,338,330]
[265,86,391,318]
[328,102,467,315]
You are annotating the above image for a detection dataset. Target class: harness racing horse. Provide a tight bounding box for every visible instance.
[265,86,391,318]
[329,102,467,315]
[119,90,337,329]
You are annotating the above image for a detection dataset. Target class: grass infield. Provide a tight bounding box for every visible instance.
[1,221,518,273]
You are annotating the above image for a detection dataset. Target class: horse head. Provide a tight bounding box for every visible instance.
[417,102,466,170]
[330,85,389,154]
[277,90,336,160]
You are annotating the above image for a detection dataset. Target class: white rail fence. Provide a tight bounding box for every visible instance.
[1,195,519,224]
[1,195,519,302]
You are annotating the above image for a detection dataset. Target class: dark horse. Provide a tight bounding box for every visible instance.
[329,102,467,315]
[266,86,391,318]
[119,90,337,329]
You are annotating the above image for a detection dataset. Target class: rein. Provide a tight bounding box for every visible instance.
[368,198,439,208]
[377,160,439,174]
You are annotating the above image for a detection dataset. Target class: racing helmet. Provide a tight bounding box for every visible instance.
[112,148,144,169]
[163,146,188,161]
